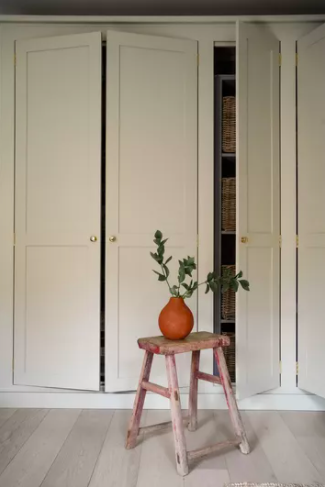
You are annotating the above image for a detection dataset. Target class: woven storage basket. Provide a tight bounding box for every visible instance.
[222,178,236,231]
[221,264,236,321]
[222,96,236,153]
[222,332,236,383]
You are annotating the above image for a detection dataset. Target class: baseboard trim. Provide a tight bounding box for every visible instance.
[1,391,325,410]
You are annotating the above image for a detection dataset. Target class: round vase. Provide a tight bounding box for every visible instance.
[158,297,194,340]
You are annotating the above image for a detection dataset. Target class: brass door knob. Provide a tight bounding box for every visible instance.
[241,236,248,244]
[109,235,117,243]
[90,235,98,242]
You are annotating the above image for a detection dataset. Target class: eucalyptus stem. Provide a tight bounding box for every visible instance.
[160,263,172,294]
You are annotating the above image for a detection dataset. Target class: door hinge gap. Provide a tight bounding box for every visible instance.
[296,235,299,248]
[13,233,16,246]
[14,53,16,66]
[197,53,199,66]
[279,235,282,248]
[197,235,199,247]
[279,360,282,373]
[279,53,282,66]
[295,53,298,66]
[296,362,299,375]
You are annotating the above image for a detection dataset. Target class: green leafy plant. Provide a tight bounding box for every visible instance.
[150,230,249,299]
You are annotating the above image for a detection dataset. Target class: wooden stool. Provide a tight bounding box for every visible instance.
[125,331,250,476]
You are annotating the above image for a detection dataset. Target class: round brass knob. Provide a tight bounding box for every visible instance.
[109,236,117,243]
[241,236,248,244]
[90,236,97,242]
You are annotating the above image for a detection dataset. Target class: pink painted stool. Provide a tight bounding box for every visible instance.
[126,331,250,476]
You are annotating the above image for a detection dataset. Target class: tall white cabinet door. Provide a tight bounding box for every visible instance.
[105,31,197,391]
[236,22,280,400]
[298,23,325,399]
[14,32,102,391]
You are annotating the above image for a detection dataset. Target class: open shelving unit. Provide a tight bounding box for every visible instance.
[214,47,236,382]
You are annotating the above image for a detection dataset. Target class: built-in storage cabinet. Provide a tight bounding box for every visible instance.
[10,21,282,400]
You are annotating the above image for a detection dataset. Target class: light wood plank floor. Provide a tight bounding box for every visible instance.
[0,409,324,487]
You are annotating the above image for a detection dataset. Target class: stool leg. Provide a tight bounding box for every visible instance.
[126,350,153,449]
[188,350,200,432]
[165,354,189,476]
[214,347,250,455]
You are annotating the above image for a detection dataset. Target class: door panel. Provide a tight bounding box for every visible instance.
[14,32,102,390]
[236,22,280,400]
[105,31,198,391]
[298,23,325,399]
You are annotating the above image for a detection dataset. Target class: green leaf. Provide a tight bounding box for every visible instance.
[239,279,250,291]
[165,256,172,265]
[230,279,239,292]
[157,244,165,256]
[209,280,219,293]
[192,281,198,291]
[163,264,170,278]
[235,270,243,279]
[178,266,186,283]
[207,272,213,282]
[154,230,162,242]
[205,284,210,294]
[182,283,190,290]
[150,251,159,262]
[183,290,193,299]
[153,270,166,281]
[153,270,166,280]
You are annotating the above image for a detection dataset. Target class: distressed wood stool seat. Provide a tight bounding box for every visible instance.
[126,331,250,476]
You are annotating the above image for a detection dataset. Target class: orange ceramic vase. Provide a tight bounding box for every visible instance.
[159,297,194,340]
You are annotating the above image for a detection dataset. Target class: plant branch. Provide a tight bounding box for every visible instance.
[160,263,172,294]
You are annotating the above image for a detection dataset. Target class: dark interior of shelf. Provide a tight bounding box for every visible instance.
[214,47,235,75]
[221,234,236,265]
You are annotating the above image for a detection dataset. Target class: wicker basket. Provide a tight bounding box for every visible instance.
[222,332,236,383]
[222,178,236,232]
[222,96,236,153]
[221,264,236,321]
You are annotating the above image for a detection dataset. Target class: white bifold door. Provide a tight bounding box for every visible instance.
[14,32,102,390]
[104,31,198,391]
[297,23,325,399]
[236,22,280,400]
[14,29,198,391]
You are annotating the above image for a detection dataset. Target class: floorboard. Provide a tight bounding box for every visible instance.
[281,411,325,479]
[41,410,113,487]
[0,410,17,428]
[89,410,144,487]
[246,410,324,484]
[0,409,48,476]
[0,409,80,487]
